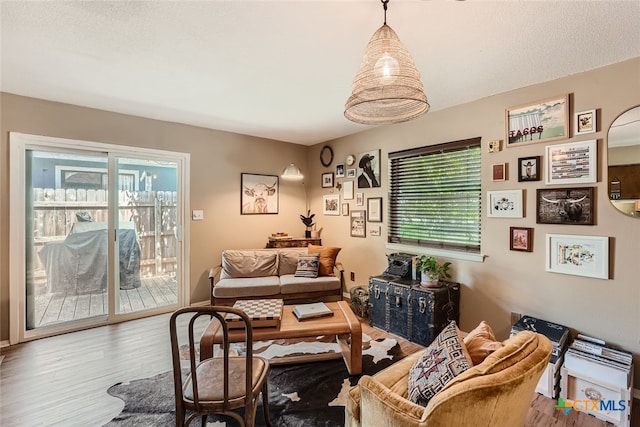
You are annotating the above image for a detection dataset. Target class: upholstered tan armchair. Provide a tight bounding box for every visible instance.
[345,331,552,427]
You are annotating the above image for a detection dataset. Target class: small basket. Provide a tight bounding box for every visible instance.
[349,286,370,318]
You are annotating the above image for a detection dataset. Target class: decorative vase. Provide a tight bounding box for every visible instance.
[305,229,312,238]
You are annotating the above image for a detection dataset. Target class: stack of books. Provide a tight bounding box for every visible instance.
[561,334,633,427]
[511,315,569,398]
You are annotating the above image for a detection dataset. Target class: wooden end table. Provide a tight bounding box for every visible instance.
[199,300,362,375]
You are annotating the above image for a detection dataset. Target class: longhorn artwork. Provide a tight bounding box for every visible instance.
[241,173,279,215]
[536,187,595,225]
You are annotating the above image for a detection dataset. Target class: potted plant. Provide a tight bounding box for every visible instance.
[300,209,315,238]
[416,255,451,288]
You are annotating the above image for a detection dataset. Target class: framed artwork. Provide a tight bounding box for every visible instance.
[341,203,349,216]
[369,225,381,236]
[355,192,364,206]
[492,163,506,181]
[518,156,541,182]
[487,189,524,218]
[510,227,533,252]
[336,163,345,178]
[347,168,356,178]
[357,149,381,188]
[506,94,569,147]
[575,109,596,135]
[545,234,609,279]
[487,140,501,153]
[367,197,383,222]
[321,172,334,188]
[536,187,595,225]
[544,140,597,185]
[343,180,354,200]
[323,194,340,215]
[241,173,278,215]
[350,210,366,237]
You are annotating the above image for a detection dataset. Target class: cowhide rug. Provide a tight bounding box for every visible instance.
[105,333,403,426]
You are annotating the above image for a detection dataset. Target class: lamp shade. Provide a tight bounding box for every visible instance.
[345,24,429,125]
[281,163,304,180]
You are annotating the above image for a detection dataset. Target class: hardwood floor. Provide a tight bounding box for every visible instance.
[0,312,634,426]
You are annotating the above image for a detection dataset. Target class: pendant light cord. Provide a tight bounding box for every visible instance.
[382,0,389,25]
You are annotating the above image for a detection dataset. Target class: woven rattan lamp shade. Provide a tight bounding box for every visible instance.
[345,24,429,125]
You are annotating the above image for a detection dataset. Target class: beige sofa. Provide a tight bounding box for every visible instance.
[345,330,552,427]
[209,247,343,305]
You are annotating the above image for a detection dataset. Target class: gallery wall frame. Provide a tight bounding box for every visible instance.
[544,139,597,185]
[545,233,609,279]
[510,227,533,252]
[323,194,340,216]
[518,156,541,182]
[492,163,506,181]
[321,172,334,188]
[536,187,595,225]
[487,189,524,218]
[343,180,354,200]
[367,197,383,222]
[240,173,279,215]
[506,94,569,147]
[341,203,349,216]
[355,192,364,206]
[350,210,366,237]
[357,149,381,188]
[336,163,345,178]
[574,109,596,135]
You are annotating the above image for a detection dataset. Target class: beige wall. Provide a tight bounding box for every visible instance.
[305,58,640,383]
[1,58,639,385]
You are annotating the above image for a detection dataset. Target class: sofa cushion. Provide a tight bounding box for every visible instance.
[279,274,341,295]
[294,253,320,278]
[278,248,306,276]
[307,244,341,276]
[220,250,278,279]
[213,276,281,298]
[407,321,471,407]
[463,320,504,365]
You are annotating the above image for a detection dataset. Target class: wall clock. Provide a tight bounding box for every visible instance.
[346,154,356,166]
[320,145,334,167]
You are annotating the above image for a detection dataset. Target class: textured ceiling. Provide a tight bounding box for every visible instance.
[1,1,639,145]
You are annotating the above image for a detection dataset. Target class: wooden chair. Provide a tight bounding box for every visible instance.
[169,306,272,427]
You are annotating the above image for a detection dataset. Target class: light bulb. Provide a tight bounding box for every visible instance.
[374,52,399,84]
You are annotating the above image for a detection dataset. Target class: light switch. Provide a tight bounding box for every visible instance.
[192,210,204,221]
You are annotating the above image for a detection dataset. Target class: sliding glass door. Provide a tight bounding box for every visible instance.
[10,133,188,342]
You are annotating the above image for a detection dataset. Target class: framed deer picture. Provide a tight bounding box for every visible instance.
[536,187,595,225]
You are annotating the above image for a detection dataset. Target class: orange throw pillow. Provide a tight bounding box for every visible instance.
[307,244,341,276]
[463,320,503,365]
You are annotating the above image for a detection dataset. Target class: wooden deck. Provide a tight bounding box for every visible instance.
[33,275,177,327]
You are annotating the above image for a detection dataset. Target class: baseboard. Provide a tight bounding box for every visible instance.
[343,291,350,300]
[0,339,9,349]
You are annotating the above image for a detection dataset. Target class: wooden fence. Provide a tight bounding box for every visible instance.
[32,189,178,279]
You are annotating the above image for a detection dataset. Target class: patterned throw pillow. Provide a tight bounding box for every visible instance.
[294,253,320,278]
[408,321,471,407]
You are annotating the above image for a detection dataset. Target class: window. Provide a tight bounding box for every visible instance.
[388,137,481,253]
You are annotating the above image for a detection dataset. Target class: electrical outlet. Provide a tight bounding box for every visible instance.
[510,312,522,325]
[350,272,355,282]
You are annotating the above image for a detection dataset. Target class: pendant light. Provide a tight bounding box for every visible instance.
[345,0,429,125]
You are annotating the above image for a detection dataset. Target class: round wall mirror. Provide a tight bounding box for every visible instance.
[320,145,334,167]
[607,105,640,218]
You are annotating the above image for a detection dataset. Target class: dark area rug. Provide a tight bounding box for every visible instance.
[105,336,404,426]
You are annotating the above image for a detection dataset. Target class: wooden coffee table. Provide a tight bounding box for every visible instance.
[199,300,362,375]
